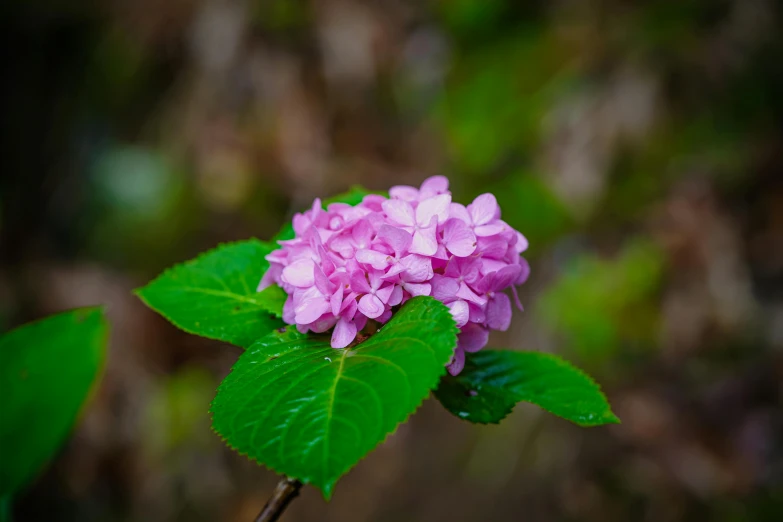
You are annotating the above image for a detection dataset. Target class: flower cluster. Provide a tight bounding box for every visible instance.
[259,176,529,375]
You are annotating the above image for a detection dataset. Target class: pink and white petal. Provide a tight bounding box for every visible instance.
[442,219,477,257]
[447,300,470,327]
[281,259,315,288]
[515,231,529,253]
[415,194,451,225]
[294,295,330,324]
[389,185,420,202]
[377,224,413,256]
[358,294,385,318]
[403,282,431,297]
[400,254,433,282]
[382,199,416,226]
[458,323,489,353]
[485,293,512,331]
[409,225,438,256]
[331,318,358,349]
[446,346,466,376]
[448,202,472,224]
[474,222,507,237]
[419,175,449,198]
[468,193,499,226]
[355,249,391,270]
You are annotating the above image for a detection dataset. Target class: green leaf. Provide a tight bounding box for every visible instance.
[211,296,457,499]
[0,308,108,497]
[272,186,386,242]
[435,350,619,426]
[136,239,284,348]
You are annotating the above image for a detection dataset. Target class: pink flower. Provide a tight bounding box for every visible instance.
[261,175,530,375]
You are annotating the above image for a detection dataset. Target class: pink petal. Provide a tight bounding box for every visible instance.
[457,282,486,306]
[331,318,357,348]
[447,300,469,327]
[376,309,393,323]
[360,194,386,211]
[419,175,449,198]
[409,222,438,256]
[474,222,507,237]
[399,254,433,283]
[382,199,416,227]
[511,284,524,312]
[468,193,499,226]
[349,272,372,294]
[281,259,315,288]
[351,219,375,249]
[490,264,522,292]
[415,194,451,225]
[388,285,403,306]
[389,185,420,202]
[377,225,412,256]
[515,231,529,253]
[446,346,466,376]
[282,295,295,324]
[517,257,530,285]
[313,265,334,296]
[448,202,471,224]
[358,294,385,318]
[442,219,477,257]
[486,293,512,331]
[375,284,395,304]
[330,285,344,316]
[476,235,508,259]
[382,262,406,280]
[403,282,431,297]
[458,323,489,353]
[294,290,330,324]
[431,275,459,301]
[355,249,391,270]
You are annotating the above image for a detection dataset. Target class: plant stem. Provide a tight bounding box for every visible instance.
[254,477,303,522]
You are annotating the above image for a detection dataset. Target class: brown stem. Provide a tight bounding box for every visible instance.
[254,477,303,522]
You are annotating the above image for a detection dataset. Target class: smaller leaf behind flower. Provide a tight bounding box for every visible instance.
[435,350,619,426]
[135,239,284,348]
[211,296,458,499]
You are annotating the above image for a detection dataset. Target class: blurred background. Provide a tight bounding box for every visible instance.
[1,0,782,520]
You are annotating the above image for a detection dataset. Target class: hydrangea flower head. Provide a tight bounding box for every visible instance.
[260,176,530,375]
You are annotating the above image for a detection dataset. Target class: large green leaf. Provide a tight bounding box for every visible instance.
[211,296,457,499]
[135,239,284,348]
[0,307,108,497]
[435,350,619,426]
